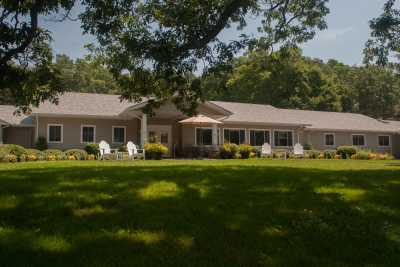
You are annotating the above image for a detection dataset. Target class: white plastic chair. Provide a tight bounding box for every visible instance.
[261,143,272,157]
[99,140,111,160]
[293,143,304,158]
[127,141,145,160]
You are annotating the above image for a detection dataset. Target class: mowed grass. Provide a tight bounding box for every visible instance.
[0,159,400,267]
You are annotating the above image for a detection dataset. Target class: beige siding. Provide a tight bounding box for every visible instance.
[3,127,34,148]
[38,117,139,149]
[181,123,304,148]
[304,130,393,153]
[147,118,182,149]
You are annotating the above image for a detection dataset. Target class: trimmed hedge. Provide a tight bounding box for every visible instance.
[238,144,253,159]
[0,144,27,162]
[65,149,88,160]
[144,143,168,160]
[84,143,99,156]
[219,143,239,159]
[336,146,357,159]
[44,149,66,161]
[25,149,45,161]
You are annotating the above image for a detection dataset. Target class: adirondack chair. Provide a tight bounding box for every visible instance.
[293,143,304,158]
[127,141,145,160]
[99,140,111,160]
[261,143,272,157]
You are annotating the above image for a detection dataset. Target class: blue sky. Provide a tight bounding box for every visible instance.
[41,0,387,65]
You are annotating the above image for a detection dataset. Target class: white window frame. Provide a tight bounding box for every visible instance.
[273,130,295,147]
[351,134,367,147]
[323,133,335,147]
[249,129,271,146]
[81,125,96,143]
[112,126,126,144]
[47,124,63,144]
[378,135,391,147]
[223,128,246,144]
[195,127,214,146]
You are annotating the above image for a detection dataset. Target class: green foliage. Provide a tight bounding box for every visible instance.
[84,143,100,156]
[144,143,168,160]
[336,146,357,159]
[219,143,239,159]
[238,144,253,159]
[64,149,88,160]
[118,144,127,152]
[0,144,26,162]
[303,144,313,150]
[44,149,65,161]
[35,136,48,151]
[351,150,371,160]
[25,149,45,161]
[324,150,337,159]
[305,150,321,159]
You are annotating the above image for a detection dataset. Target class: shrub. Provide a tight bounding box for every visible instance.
[324,150,337,159]
[0,144,27,162]
[351,150,370,160]
[25,149,45,161]
[303,143,313,150]
[238,144,253,159]
[305,150,320,159]
[65,149,88,160]
[336,146,357,159]
[375,153,394,160]
[144,143,168,160]
[219,143,239,159]
[4,154,17,163]
[84,143,99,156]
[87,154,96,160]
[35,136,48,151]
[44,149,65,160]
[334,154,342,160]
[118,144,127,152]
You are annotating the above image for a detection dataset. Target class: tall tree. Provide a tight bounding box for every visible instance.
[0,0,75,112]
[364,0,400,66]
[80,0,329,114]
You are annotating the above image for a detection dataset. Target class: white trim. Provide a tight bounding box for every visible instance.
[377,135,391,147]
[223,128,246,144]
[47,124,63,143]
[323,133,336,147]
[273,129,295,147]
[81,125,96,143]
[351,134,367,147]
[195,127,213,146]
[112,126,127,144]
[248,129,271,146]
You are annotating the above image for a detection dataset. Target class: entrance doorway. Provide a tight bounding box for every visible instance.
[148,125,172,157]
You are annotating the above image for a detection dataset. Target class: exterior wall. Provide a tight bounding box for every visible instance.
[37,116,139,150]
[181,123,304,148]
[304,130,393,153]
[3,127,35,148]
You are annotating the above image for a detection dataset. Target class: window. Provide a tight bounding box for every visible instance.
[112,126,126,143]
[250,130,270,146]
[274,131,293,147]
[352,134,366,146]
[224,129,245,144]
[196,128,213,145]
[378,135,390,147]
[324,133,335,146]
[81,125,95,143]
[47,124,63,143]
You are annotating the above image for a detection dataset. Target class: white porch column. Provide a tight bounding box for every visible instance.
[212,123,218,146]
[0,126,3,144]
[141,114,148,147]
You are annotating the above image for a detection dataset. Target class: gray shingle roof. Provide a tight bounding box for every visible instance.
[0,105,32,125]
[31,92,142,117]
[210,101,398,133]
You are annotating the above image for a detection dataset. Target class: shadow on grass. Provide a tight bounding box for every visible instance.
[0,163,400,266]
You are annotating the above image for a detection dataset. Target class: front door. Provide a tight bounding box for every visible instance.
[148,125,172,157]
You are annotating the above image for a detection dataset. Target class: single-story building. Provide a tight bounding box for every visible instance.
[1,92,400,157]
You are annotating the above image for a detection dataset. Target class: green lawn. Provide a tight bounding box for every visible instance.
[1,159,400,267]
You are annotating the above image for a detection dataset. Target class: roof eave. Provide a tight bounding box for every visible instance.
[304,127,399,133]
